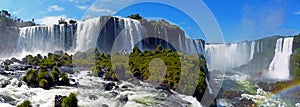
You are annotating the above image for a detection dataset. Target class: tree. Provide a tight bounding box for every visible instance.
[17,100,32,107]
[59,18,67,25]
[62,93,78,107]
[1,10,8,17]
[127,14,143,20]
[69,20,77,24]
[133,47,141,53]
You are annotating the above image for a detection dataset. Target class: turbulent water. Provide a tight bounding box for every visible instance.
[0,71,201,107]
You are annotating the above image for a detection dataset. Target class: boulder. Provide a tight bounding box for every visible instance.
[104,82,116,91]
[55,95,66,107]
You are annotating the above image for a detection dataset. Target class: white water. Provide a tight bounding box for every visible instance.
[249,41,255,61]
[205,41,256,71]
[15,24,75,58]
[74,17,102,52]
[264,37,294,80]
[0,71,202,107]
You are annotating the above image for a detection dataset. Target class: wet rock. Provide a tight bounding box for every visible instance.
[233,98,256,107]
[88,95,98,100]
[55,95,66,107]
[0,79,10,88]
[0,95,17,105]
[118,95,128,103]
[104,82,115,91]
[121,84,134,89]
[102,104,109,107]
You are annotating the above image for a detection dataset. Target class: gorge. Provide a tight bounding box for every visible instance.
[1,15,300,106]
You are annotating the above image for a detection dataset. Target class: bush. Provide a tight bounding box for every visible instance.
[127,14,143,20]
[60,72,69,86]
[52,69,60,85]
[38,79,49,89]
[17,100,32,107]
[23,70,38,87]
[62,93,78,107]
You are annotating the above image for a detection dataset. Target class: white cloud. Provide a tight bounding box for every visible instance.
[69,0,91,3]
[76,5,88,10]
[89,6,115,14]
[48,5,64,12]
[294,11,300,15]
[83,0,135,19]
[36,15,75,25]
[238,1,298,39]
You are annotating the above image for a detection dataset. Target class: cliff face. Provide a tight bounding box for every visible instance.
[0,26,18,58]
[95,17,205,55]
[0,16,206,59]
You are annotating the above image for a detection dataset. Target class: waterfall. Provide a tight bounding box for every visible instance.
[264,37,294,80]
[249,41,255,61]
[178,34,183,51]
[205,41,255,71]
[13,16,205,58]
[75,17,102,52]
[15,24,75,58]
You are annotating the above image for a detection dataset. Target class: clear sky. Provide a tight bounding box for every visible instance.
[0,0,299,43]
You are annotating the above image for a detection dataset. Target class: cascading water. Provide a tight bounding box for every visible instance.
[264,37,294,80]
[15,24,75,58]
[205,41,256,71]
[75,17,102,52]
[249,41,255,61]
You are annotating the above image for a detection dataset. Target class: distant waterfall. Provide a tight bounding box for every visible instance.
[16,24,75,58]
[249,41,255,61]
[264,37,294,80]
[205,41,256,71]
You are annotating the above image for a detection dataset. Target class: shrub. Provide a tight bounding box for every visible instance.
[62,93,78,107]
[60,72,69,86]
[23,70,38,87]
[38,79,49,89]
[52,69,60,85]
[17,100,32,107]
[127,14,143,20]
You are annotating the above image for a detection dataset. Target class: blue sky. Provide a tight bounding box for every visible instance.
[0,0,299,43]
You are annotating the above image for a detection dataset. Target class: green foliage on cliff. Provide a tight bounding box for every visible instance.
[291,34,300,80]
[127,14,143,20]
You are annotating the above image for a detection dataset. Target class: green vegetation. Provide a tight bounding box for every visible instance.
[291,34,300,80]
[22,67,70,89]
[79,45,208,100]
[127,14,143,20]
[18,45,207,101]
[72,46,208,100]
[17,100,32,107]
[62,93,78,107]
[21,53,72,69]
[0,10,35,27]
